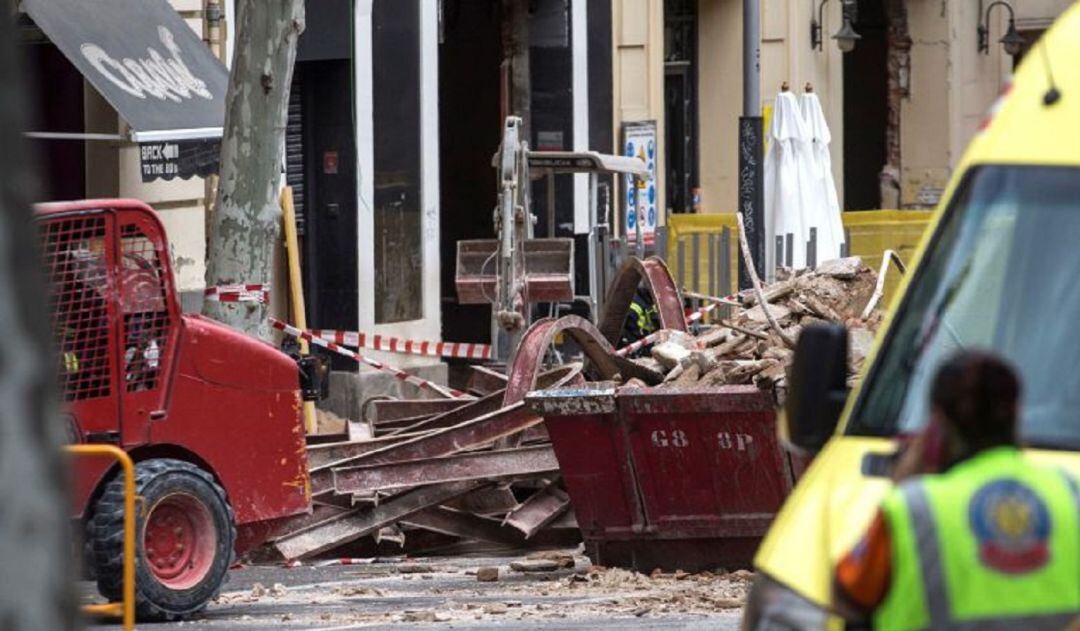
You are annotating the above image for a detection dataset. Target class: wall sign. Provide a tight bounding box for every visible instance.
[621,120,658,246]
[139,139,220,182]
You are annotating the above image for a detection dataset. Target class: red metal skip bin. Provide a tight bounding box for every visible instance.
[526,383,793,572]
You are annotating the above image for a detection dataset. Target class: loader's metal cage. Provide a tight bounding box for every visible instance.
[38,200,181,408]
[42,215,114,401]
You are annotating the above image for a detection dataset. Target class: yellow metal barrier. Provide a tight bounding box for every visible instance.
[67,444,135,631]
[666,210,932,305]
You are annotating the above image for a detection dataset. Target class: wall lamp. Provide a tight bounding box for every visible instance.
[811,0,861,53]
[978,0,1025,56]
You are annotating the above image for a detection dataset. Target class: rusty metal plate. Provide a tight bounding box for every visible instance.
[273,480,488,560]
[503,316,619,407]
[524,384,618,416]
[618,386,788,539]
[332,445,559,495]
[503,482,571,539]
[540,397,647,542]
[309,402,543,496]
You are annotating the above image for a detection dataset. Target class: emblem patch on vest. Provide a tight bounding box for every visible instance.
[969,479,1051,574]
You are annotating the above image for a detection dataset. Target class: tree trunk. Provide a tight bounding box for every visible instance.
[0,10,76,629]
[203,0,305,338]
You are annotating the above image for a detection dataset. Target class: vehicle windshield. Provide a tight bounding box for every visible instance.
[847,165,1080,449]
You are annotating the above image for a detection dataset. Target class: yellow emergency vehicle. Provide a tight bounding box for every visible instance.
[744,4,1080,628]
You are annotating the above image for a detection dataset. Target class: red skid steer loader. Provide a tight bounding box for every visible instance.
[38,199,315,621]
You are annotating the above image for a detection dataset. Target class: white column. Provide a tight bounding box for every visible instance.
[223,0,236,68]
[355,0,376,329]
[418,0,442,338]
[571,0,590,235]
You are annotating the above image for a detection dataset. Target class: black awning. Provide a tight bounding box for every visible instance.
[23,0,228,143]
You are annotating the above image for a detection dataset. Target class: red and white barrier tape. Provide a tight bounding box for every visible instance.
[615,330,664,357]
[270,318,467,399]
[309,329,492,361]
[686,301,720,323]
[205,283,270,304]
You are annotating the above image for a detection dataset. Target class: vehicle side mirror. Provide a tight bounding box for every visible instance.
[783,324,849,454]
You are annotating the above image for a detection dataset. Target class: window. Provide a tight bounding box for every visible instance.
[848,166,1080,448]
[373,0,423,323]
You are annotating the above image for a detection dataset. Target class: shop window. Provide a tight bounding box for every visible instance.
[373,0,423,323]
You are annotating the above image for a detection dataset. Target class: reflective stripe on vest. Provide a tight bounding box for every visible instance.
[876,449,1080,631]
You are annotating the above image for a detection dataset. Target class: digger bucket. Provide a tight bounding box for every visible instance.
[455,238,575,305]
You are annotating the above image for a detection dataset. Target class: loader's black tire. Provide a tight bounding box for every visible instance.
[88,458,236,621]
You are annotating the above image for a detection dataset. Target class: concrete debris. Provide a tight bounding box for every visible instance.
[476,566,500,582]
[646,258,882,393]
[815,255,865,279]
[510,559,561,572]
[526,550,577,569]
[650,341,693,370]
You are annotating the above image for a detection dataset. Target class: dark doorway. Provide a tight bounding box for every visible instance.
[294,59,359,359]
[24,42,86,201]
[439,0,502,346]
[842,0,888,210]
[664,0,698,215]
[288,0,358,370]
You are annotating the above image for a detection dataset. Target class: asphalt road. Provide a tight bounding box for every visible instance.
[81,553,745,630]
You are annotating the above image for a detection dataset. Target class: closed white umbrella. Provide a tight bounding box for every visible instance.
[800,90,846,263]
[764,90,816,275]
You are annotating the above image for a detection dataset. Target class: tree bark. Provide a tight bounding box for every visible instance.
[0,11,76,629]
[203,0,305,338]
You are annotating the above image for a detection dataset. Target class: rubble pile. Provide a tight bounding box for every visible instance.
[640,256,881,398]
[260,256,881,567]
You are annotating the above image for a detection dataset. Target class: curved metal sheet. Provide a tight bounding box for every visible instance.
[503,316,621,406]
[597,256,686,346]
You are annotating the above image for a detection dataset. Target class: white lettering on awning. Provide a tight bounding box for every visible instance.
[80,26,213,103]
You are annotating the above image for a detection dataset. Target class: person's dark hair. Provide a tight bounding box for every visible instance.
[930,350,1021,449]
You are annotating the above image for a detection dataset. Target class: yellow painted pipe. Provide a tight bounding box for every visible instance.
[280,186,317,434]
[68,444,135,631]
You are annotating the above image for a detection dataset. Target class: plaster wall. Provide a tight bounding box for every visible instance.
[612,0,666,229]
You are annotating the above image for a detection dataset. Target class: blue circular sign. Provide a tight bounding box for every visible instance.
[625,142,634,157]
[648,184,656,204]
[970,479,1051,575]
[648,207,656,226]
[627,209,637,229]
[647,140,655,159]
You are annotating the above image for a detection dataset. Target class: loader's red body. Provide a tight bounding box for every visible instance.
[38,199,310,556]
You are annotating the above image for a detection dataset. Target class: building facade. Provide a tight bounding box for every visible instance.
[614,0,1074,217]
[21,0,618,415]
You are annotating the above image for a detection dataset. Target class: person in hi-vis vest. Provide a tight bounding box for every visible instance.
[834,351,1080,631]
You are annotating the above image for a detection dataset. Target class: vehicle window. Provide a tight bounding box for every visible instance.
[848,166,1080,448]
